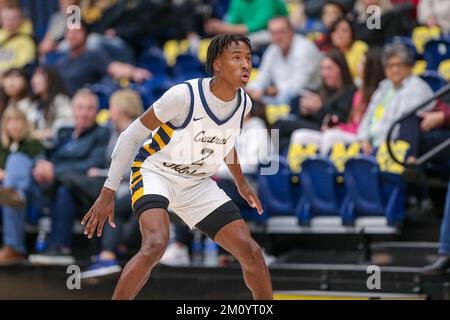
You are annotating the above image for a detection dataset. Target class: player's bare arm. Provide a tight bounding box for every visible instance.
[81,107,163,239]
[224,147,263,215]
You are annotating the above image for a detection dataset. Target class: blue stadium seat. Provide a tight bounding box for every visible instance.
[295,157,341,226]
[341,156,406,226]
[420,70,447,92]
[138,79,174,107]
[258,156,295,221]
[88,83,118,110]
[423,38,450,70]
[138,48,168,75]
[172,54,206,83]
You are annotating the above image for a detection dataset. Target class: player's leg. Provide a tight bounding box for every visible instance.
[112,208,170,300]
[213,219,273,300]
[195,202,273,300]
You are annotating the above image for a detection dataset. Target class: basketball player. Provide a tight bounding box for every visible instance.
[81,34,273,300]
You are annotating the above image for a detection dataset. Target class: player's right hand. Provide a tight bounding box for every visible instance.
[81,187,117,239]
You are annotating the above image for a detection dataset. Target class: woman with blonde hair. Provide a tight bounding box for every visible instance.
[0,107,44,265]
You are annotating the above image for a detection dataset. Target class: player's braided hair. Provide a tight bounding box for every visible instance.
[206,34,252,76]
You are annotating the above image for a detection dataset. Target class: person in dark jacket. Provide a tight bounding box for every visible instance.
[28,89,110,265]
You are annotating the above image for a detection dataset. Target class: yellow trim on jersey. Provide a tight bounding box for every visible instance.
[143,145,157,155]
[132,161,143,168]
[160,124,174,138]
[132,187,144,206]
[153,133,166,149]
[131,171,141,182]
[130,176,143,189]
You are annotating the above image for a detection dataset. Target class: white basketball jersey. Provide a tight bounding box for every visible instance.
[132,78,249,179]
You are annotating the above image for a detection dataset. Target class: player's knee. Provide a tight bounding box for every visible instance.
[241,241,264,267]
[139,235,168,263]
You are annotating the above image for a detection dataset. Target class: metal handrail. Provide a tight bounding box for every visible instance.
[386,83,450,167]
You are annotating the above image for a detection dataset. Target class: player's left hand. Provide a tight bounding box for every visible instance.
[237,182,263,215]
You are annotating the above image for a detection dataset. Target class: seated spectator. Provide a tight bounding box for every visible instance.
[204,0,288,46]
[290,47,384,155]
[274,49,356,151]
[295,0,347,35]
[418,0,450,34]
[28,89,110,265]
[0,107,44,265]
[329,17,368,82]
[80,0,118,25]
[82,0,147,63]
[303,0,355,20]
[357,44,435,154]
[398,99,450,215]
[39,0,81,57]
[313,1,347,51]
[246,16,322,105]
[0,68,32,121]
[0,2,36,75]
[80,89,143,278]
[27,66,73,145]
[353,0,409,47]
[142,0,216,46]
[55,21,151,96]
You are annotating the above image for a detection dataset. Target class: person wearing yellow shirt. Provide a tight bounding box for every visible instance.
[329,17,368,83]
[0,4,36,75]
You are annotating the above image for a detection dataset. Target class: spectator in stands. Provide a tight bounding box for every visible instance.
[0,68,32,121]
[39,0,81,57]
[55,21,151,96]
[204,0,288,46]
[401,100,450,164]
[80,0,118,24]
[143,0,217,46]
[352,0,410,47]
[313,1,348,52]
[290,47,384,155]
[81,0,147,63]
[423,179,450,275]
[27,66,73,145]
[357,44,435,154]
[0,107,44,265]
[297,0,348,35]
[274,49,356,151]
[398,99,450,216]
[329,17,368,82]
[246,16,322,105]
[80,89,143,278]
[0,2,36,75]
[418,0,450,34]
[303,0,355,20]
[28,89,109,265]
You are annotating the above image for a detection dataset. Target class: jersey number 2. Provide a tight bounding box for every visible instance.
[192,148,214,166]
